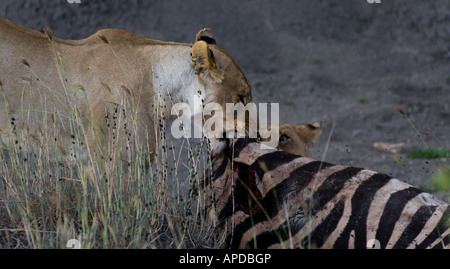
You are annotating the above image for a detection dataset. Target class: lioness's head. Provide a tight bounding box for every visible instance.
[192,28,252,106]
[191,29,253,151]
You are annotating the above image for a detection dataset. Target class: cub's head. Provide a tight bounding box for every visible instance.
[277,122,322,157]
[260,122,322,158]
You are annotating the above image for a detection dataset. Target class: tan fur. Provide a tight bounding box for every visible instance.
[278,122,322,157]
[0,19,251,162]
[192,40,224,83]
[261,122,322,157]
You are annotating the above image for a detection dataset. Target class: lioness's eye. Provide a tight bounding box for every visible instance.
[279,134,289,142]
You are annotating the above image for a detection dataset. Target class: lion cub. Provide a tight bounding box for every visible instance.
[260,122,322,158]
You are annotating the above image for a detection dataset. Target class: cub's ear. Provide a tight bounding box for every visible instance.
[295,122,322,146]
[192,40,224,84]
[195,28,216,44]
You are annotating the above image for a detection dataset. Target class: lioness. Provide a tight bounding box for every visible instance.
[0,18,252,163]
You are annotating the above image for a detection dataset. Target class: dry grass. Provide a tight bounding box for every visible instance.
[0,131,222,249]
[0,37,222,249]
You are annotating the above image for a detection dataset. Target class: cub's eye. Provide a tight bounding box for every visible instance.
[279,134,289,142]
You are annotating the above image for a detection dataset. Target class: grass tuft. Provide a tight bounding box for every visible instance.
[407,148,450,160]
[355,96,368,104]
[433,167,450,192]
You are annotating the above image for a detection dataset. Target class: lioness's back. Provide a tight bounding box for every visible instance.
[0,17,47,40]
[0,18,253,165]
[0,17,181,47]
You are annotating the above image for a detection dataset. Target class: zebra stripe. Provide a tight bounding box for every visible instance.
[414,205,450,248]
[208,138,450,249]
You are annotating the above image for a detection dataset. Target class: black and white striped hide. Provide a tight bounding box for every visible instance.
[208,137,450,249]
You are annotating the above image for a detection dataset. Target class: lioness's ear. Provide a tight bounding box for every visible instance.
[192,40,224,84]
[195,28,216,44]
[296,122,322,146]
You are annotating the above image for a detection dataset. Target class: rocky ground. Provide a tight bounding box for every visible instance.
[2,0,449,197]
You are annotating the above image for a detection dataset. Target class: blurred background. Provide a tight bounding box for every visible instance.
[1,0,449,193]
